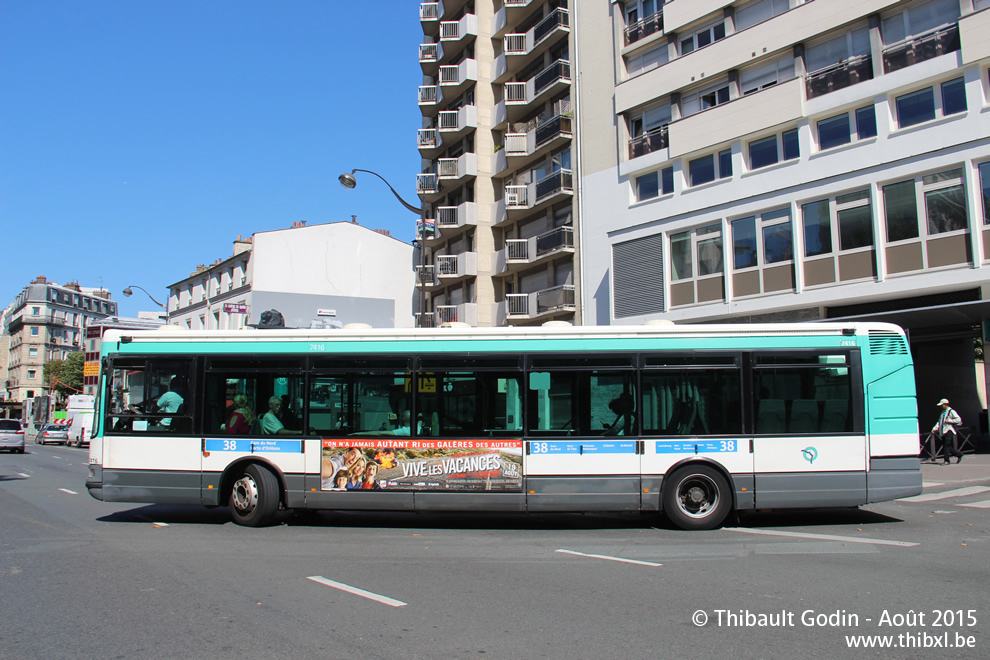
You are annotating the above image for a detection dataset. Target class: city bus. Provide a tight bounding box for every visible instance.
[85,322,922,530]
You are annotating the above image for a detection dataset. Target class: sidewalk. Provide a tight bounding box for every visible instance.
[920,451,990,485]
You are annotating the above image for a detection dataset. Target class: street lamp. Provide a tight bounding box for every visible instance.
[338,168,430,327]
[122,285,166,309]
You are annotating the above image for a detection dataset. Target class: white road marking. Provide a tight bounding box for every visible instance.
[59,488,78,495]
[724,527,919,547]
[307,576,407,607]
[922,481,944,487]
[17,473,30,478]
[897,486,990,502]
[958,500,990,509]
[556,549,662,567]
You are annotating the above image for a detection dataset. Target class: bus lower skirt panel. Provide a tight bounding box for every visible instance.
[754,472,867,508]
[99,469,203,504]
[866,456,923,502]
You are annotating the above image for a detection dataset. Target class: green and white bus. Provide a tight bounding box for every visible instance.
[85,322,922,530]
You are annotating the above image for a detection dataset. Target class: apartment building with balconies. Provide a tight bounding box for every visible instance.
[3,276,117,403]
[576,0,990,426]
[416,0,579,327]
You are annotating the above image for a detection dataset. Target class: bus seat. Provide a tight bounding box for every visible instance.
[757,399,785,434]
[790,399,819,433]
[822,399,848,432]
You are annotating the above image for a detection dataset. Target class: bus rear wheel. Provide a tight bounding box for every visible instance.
[663,465,731,531]
[229,464,279,527]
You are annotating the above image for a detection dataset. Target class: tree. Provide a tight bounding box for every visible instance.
[44,352,85,404]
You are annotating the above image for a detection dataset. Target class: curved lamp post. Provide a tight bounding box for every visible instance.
[123,285,166,309]
[339,168,430,327]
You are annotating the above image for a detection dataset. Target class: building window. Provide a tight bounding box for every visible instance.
[627,44,669,78]
[27,370,36,380]
[979,161,990,225]
[733,209,793,271]
[805,26,871,75]
[816,105,877,150]
[31,306,39,315]
[837,190,873,250]
[802,199,833,256]
[681,21,725,55]
[923,168,967,235]
[734,0,792,32]
[895,78,966,129]
[689,150,732,186]
[882,180,920,242]
[748,130,799,170]
[670,231,692,280]
[739,53,795,95]
[636,166,674,201]
[31,327,39,336]
[881,0,959,45]
[29,348,38,358]
[628,102,671,158]
[670,223,724,282]
[681,83,730,117]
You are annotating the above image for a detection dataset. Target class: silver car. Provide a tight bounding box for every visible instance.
[0,419,26,453]
[37,422,69,446]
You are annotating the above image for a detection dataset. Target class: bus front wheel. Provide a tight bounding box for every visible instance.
[229,464,279,527]
[663,465,731,531]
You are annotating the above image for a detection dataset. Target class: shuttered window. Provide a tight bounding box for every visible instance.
[613,234,665,318]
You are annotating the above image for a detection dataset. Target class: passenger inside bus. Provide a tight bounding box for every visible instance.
[261,396,301,435]
[602,393,635,436]
[224,394,256,434]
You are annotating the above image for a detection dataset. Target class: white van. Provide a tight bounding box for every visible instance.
[66,394,96,448]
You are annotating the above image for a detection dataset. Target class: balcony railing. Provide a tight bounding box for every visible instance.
[439,65,460,85]
[505,81,527,103]
[417,173,440,194]
[416,312,437,328]
[505,185,528,207]
[506,239,529,260]
[420,2,440,21]
[437,158,460,178]
[535,114,572,148]
[419,85,439,104]
[534,8,568,46]
[440,20,461,40]
[882,24,960,74]
[418,128,438,149]
[505,33,526,54]
[628,124,669,159]
[624,9,664,46]
[415,264,436,285]
[435,255,459,276]
[438,110,460,129]
[419,43,439,62]
[537,285,575,314]
[504,133,527,154]
[506,294,529,316]
[534,59,570,97]
[436,206,458,228]
[536,169,572,201]
[436,306,459,324]
[536,226,574,256]
[805,54,873,99]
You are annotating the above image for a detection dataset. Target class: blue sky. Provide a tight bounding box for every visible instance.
[1,1,424,317]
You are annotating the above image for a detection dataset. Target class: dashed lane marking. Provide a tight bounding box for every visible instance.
[897,486,990,503]
[724,527,919,547]
[307,576,407,607]
[556,549,662,566]
[958,500,990,509]
[58,488,78,495]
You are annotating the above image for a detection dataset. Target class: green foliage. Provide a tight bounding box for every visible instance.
[44,352,85,402]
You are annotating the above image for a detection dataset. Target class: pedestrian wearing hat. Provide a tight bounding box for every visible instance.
[932,398,963,464]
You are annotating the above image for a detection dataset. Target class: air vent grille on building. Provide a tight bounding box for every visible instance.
[869,331,908,355]
[613,234,664,318]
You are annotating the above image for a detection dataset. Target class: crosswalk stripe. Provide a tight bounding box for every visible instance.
[958,500,990,509]
[897,486,990,503]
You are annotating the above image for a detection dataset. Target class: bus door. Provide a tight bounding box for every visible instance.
[750,352,866,508]
[524,358,641,511]
[103,357,202,502]
[638,355,751,509]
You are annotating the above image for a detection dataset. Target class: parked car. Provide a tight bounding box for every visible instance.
[37,423,69,446]
[0,419,26,453]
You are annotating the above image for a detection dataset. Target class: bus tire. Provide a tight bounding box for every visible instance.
[229,464,279,527]
[662,464,731,531]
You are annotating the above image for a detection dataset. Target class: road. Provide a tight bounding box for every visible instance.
[1,439,988,659]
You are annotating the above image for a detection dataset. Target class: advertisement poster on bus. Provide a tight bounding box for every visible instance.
[321,439,523,492]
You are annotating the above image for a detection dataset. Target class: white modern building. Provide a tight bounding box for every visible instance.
[572,0,990,428]
[167,220,417,330]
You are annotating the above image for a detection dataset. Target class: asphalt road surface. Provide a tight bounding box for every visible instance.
[1,441,988,659]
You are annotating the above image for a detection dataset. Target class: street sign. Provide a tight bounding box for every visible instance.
[223,303,248,314]
[84,361,100,376]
